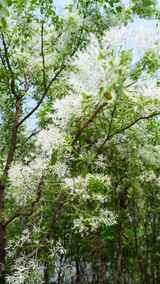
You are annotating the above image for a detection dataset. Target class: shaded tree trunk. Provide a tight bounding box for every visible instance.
[95,234,107,284]
[0,182,5,284]
[44,262,49,284]
[98,254,107,284]
[0,94,22,283]
[116,221,123,284]
[76,260,80,284]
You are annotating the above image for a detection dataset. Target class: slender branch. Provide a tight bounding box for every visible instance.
[125,80,137,89]
[0,50,7,69]
[1,33,13,73]
[1,33,16,97]
[46,192,69,239]
[97,111,160,152]
[105,99,118,140]
[17,65,65,128]
[3,96,22,177]
[23,128,41,145]
[41,21,46,90]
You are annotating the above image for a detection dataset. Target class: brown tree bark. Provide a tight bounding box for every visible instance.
[116,221,123,284]
[98,254,107,284]
[95,234,107,284]
[0,95,22,282]
[0,227,5,283]
[0,182,5,283]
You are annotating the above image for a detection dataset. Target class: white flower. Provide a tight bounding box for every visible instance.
[53,161,69,178]
[37,126,64,154]
[8,157,46,206]
[69,36,105,95]
[66,19,160,106]
[53,93,82,129]
[6,257,44,284]
[73,209,116,236]
[103,19,160,59]
[139,145,160,167]
[136,81,160,100]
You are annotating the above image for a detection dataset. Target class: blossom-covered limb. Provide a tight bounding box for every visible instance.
[4,175,44,227]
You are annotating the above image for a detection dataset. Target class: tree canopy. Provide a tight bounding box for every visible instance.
[0,0,160,283]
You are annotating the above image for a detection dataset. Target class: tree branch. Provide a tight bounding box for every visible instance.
[41,21,46,90]
[97,111,160,152]
[22,128,42,146]
[17,27,85,128]
[1,33,16,97]
[105,99,118,140]
[4,175,44,227]
[72,101,108,146]
[16,65,65,128]
[3,96,22,177]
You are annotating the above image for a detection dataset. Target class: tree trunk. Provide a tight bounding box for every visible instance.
[115,220,123,284]
[0,96,22,283]
[0,182,5,283]
[95,234,107,284]
[98,254,107,284]
[0,224,5,284]
[43,262,49,284]
[76,260,80,284]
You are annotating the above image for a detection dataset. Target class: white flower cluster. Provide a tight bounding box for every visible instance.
[139,170,159,184]
[49,240,66,259]
[8,157,46,206]
[65,174,111,201]
[135,80,160,101]
[6,227,44,284]
[52,161,69,178]
[94,154,107,170]
[73,209,116,236]
[51,20,160,132]
[7,225,42,258]
[53,93,82,130]
[139,145,160,167]
[63,174,116,235]
[37,126,65,155]
[71,19,160,94]
[6,257,44,284]
[103,19,160,58]
[69,36,105,95]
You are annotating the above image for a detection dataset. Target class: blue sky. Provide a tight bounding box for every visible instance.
[54,0,68,13]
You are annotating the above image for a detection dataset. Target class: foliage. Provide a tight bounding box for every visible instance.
[0,0,160,284]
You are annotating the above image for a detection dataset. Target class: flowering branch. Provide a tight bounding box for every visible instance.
[41,20,47,91]
[17,32,84,129]
[4,176,44,227]
[97,110,160,152]
[72,101,108,145]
